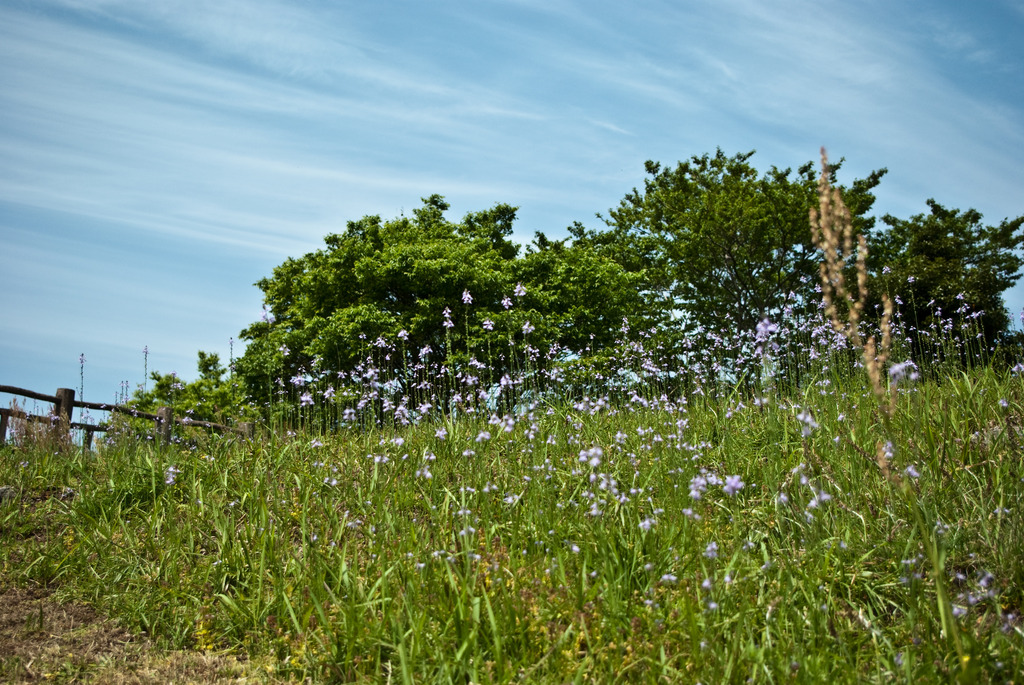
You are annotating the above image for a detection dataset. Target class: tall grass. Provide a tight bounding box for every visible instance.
[4,311,1022,682]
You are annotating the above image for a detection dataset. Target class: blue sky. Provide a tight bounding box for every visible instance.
[2,0,1023,411]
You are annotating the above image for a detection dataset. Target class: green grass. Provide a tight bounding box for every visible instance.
[2,364,1023,683]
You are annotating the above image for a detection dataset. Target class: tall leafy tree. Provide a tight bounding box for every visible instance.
[872,199,1024,346]
[591,149,886,336]
[235,196,644,406]
[236,196,515,401]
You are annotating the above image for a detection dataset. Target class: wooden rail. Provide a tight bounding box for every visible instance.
[0,385,252,448]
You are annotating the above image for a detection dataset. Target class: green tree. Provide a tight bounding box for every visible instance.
[130,351,251,424]
[590,149,886,337]
[872,199,1024,348]
[515,233,647,354]
[234,196,645,407]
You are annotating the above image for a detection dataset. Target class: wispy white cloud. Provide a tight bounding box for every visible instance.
[46,0,385,87]
[0,4,563,254]
[588,119,634,137]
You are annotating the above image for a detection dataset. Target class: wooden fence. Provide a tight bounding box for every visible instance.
[0,385,253,449]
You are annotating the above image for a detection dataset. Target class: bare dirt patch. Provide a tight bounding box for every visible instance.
[0,586,262,683]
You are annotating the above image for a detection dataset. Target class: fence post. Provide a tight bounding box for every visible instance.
[156,406,173,445]
[0,410,8,447]
[53,388,76,446]
[54,388,75,425]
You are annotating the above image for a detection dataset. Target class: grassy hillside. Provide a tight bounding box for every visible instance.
[2,320,1023,682]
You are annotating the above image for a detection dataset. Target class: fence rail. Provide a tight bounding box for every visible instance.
[0,385,252,448]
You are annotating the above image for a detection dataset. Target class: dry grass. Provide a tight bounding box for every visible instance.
[3,401,75,456]
[811,146,893,409]
[0,587,286,684]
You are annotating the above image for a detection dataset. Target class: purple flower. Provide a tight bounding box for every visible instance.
[514,283,526,297]
[889,360,920,386]
[723,475,745,496]
[482,319,494,331]
[754,318,779,355]
[522,321,535,335]
[756,319,778,338]
[807,488,832,508]
[689,474,707,500]
[704,541,718,558]
[796,409,818,437]
[579,446,603,467]
[299,392,314,406]
[462,289,473,304]
[502,296,513,309]
[164,465,180,485]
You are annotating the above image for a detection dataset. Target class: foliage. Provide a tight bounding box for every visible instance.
[584,149,886,337]
[872,199,1024,349]
[234,195,645,409]
[130,351,252,425]
[516,232,652,352]
[232,150,1024,419]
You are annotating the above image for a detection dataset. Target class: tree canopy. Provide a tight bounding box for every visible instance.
[582,149,887,337]
[234,195,645,406]
[229,150,1023,414]
[872,199,1024,347]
